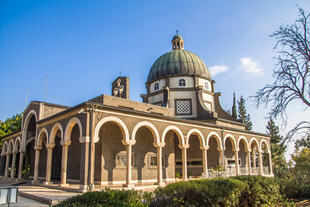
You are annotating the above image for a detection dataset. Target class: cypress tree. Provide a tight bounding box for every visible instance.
[237,96,252,130]
[232,93,237,119]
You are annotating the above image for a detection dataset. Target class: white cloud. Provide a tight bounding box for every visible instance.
[240,57,263,76]
[209,65,229,76]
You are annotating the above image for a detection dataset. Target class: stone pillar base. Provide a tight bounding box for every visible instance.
[156,182,165,187]
[43,181,53,185]
[31,180,40,185]
[59,183,70,188]
[79,185,88,190]
[123,183,135,189]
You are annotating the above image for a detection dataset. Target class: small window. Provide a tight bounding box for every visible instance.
[205,82,209,90]
[148,153,165,168]
[179,79,186,86]
[175,99,192,115]
[154,82,159,91]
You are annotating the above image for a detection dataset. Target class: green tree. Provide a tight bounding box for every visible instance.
[0,113,22,150]
[232,93,237,119]
[266,118,287,177]
[237,96,252,130]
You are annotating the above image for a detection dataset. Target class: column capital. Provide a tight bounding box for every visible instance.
[200,146,209,150]
[6,152,11,156]
[122,139,136,146]
[153,142,165,148]
[60,140,71,146]
[178,144,189,149]
[34,146,42,151]
[46,143,55,149]
[233,148,240,152]
[19,149,26,153]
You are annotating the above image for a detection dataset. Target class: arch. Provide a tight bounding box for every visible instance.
[7,140,14,154]
[237,136,250,152]
[224,134,237,151]
[206,131,223,150]
[49,122,64,144]
[64,117,83,141]
[14,137,21,153]
[161,125,185,147]
[21,110,37,149]
[250,138,260,152]
[260,139,270,153]
[94,116,129,143]
[186,128,205,147]
[1,142,8,156]
[131,121,160,144]
[37,128,48,147]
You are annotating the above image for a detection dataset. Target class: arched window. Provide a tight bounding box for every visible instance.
[179,79,186,86]
[154,82,159,91]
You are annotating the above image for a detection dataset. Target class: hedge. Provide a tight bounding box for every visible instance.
[56,176,287,207]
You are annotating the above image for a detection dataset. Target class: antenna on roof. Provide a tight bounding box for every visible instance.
[44,74,48,102]
[25,89,28,108]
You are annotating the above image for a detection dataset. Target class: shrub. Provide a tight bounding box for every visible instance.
[150,178,246,207]
[235,175,282,207]
[55,188,147,207]
[276,178,310,199]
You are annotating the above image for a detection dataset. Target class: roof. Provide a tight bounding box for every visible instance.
[147,49,211,82]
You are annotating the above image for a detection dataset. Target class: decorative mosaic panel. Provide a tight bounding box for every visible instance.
[115,151,135,168]
[175,99,192,115]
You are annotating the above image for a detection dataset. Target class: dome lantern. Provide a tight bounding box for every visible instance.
[172,30,184,50]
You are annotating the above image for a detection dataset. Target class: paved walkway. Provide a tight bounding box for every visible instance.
[18,185,80,205]
[0,196,48,207]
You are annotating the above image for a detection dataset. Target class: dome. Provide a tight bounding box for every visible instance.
[147,49,212,83]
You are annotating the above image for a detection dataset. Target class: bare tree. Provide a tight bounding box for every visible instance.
[253,8,310,141]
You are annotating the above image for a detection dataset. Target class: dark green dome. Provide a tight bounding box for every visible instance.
[147,49,211,82]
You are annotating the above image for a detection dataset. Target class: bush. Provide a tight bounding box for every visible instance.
[55,188,147,207]
[276,178,310,199]
[150,178,246,207]
[235,175,282,207]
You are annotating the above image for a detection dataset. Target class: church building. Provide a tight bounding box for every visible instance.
[0,34,273,191]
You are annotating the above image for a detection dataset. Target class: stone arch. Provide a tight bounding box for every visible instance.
[94,116,129,143]
[22,110,37,150]
[7,140,14,154]
[14,137,21,153]
[64,117,82,141]
[1,142,8,156]
[131,121,160,144]
[237,136,250,152]
[224,134,237,151]
[161,125,185,146]
[37,128,48,147]
[186,128,205,147]
[206,131,223,150]
[260,140,270,153]
[250,138,260,152]
[49,122,64,144]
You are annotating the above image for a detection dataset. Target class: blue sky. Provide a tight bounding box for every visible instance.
[1,0,309,157]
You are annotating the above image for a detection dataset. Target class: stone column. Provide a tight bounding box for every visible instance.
[219,148,225,169]
[60,140,71,187]
[246,150,251,175]
[234,149,239,176]
[44,143,55,185]
[123,140,135,188]
[18,151,24,180]
[155,142,165,186]
[252,149,256,174]
[180,144,189,181]
[268,151,273,176]
[201,146,208,178]
[258,150,263,175]
[11,152,17,178]
[4,153,10,178]
[33,146,42,182]
[79,137,89,191]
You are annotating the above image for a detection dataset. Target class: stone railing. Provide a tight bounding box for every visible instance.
[263,167,269,175]
[239,167,247,175]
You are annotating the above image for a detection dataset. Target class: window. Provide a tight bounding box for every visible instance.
[154,82,159,91]
[205,82,209,90]
[179,79,186,86]
[115,151,135,168]
[175,99,192,115]
[148,152,165,168]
